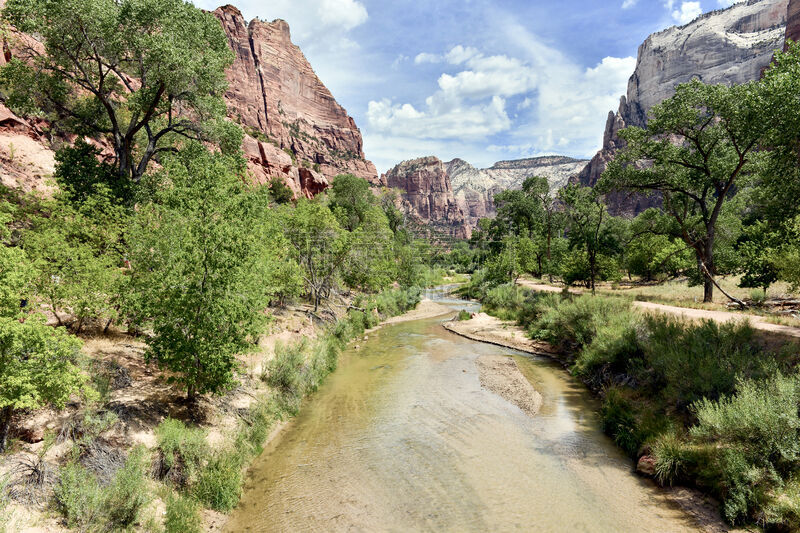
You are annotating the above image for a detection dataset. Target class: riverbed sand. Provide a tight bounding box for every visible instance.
[381,299,452,325]
[475,355,542,416]
[442,312,556,356]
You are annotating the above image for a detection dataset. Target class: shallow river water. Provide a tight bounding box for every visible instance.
[225,297,709,532]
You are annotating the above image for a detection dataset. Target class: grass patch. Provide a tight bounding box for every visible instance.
[154,419,208,488]
[165,491,202,533]
[192,449,243,512]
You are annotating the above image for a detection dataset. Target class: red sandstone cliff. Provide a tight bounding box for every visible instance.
[384,157,470,239]
[787,0,800,45]
[0,2,378,197]
[213,5,378,197]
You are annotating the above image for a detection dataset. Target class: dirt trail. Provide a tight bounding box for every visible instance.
[517,280,800,339]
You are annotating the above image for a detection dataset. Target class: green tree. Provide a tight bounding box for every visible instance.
[23,189,127,332]
[284,200,350,312]
[559,184,621,294]
[1,0,236,184]
[53,140,132,205]
[329,174,373,231]
[129,144,268,399]
[268,177,294,205]
[0,316,85,452]
[0,201,35,318]
[600,80,765,303]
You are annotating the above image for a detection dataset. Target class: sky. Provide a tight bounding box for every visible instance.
[192,0,748,172]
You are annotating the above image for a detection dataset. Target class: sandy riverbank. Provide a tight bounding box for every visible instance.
[442,312,557,356]
[381,299,453,325]
[475,355,542,416]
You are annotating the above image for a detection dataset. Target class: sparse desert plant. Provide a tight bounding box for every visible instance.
[154,419,208,488]
[53,463,104,531]
[104,446,151,529]
[192,449,243,512]
[165,491,202,533]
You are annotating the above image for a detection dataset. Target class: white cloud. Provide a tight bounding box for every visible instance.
[414,52,441,64]
[717,0,745,6]
[622,0,638,8]
[367,96,511,141]
[671,1,702,24]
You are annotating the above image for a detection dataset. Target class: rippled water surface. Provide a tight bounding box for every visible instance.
[225,300,707,532]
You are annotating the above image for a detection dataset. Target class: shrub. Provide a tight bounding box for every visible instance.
[457,310,472,321]
[482,284,527,321]
[193,450,243,512]
[104,446,150,529]
[532,295,632,352]
[264,340,307,399]
[164,492,202,533]
[600,387,642,457]
[572,309,642,382]
[154,419,208,488]
[53,463,104,531]
[236,396,281,456]
[643,317,770,409]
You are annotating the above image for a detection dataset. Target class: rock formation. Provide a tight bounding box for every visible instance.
[384,157,470,239]
[445,157,588,226]
[787,0,800,44]
[213,5,378,197]
[0,3,378,197]
[577,0,789,215]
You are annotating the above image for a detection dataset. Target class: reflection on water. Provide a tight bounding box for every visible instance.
[225,300,707,532]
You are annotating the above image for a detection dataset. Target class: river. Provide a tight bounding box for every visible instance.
[225,295,712,532]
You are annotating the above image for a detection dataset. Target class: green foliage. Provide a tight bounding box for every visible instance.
[268,176,294,205]
[53,463,104,531]
[482,284,528,322]
[0,202,35,319]
[104,446,151,529]
[54,141,132,205]
[192,449,243,512]
[0,317,85,452]
[155,419,208,486]
[129,144,269,398]
[531,294,632,352]
[23,188,128,331]
[600,79,766,302]
[1,0,236,183]
[264,340,307,401]
[165,492,202,533]
[457,310,472,321]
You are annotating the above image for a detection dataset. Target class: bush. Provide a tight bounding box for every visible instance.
[193,450,243,512]
[532,295,632,352]
[457,310,471,321]
[482,284,527,321]
[572,308,642,382]
[600,387,642,457]
[643,317,770,409]
[165,492,202,533]
[104,446,150,529]
[264,340,307,399]
[53,463,104,531]
[155,419,208,487]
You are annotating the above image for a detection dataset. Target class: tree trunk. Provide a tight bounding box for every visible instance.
[0,405,13,453]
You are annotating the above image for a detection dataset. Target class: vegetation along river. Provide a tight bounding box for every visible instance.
[225,295,711,532]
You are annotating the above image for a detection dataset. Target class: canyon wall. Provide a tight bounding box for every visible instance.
[445,156,588,227]
[0,3,378,197]
[577,0,789,215]
[214,6,378,197]
[384,157,470,239]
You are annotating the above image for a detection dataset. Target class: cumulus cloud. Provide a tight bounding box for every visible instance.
[622,0,638,8]
[671,1,703,24]
[368,23,635,164]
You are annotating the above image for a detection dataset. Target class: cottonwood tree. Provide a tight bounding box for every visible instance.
[1,0,236,184]
[0,317,85,452]
[284,200,350,312]
[600,79,766,303]
[559,184,622,294]
[129,144,268,399]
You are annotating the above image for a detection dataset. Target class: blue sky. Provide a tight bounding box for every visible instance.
[193,0,746,172]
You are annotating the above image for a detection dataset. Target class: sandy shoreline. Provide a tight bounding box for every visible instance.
[380,299,453,325]
[442,312,557,356]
